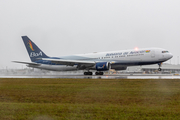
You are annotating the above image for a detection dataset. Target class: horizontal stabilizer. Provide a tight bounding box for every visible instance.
[12,61,40,66]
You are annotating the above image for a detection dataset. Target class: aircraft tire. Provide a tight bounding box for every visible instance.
[95,72,104,75]
[95,72,99,75]
[100,72,104,75]
[158,68,162,71]
[88,72,93,75]
[84,72,93,75]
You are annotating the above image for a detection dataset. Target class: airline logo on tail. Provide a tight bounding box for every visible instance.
[30,51,43,57]
[27,40,43,57]
[28,40,34,51]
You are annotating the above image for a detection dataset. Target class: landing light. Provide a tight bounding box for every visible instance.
[134,47,138,51]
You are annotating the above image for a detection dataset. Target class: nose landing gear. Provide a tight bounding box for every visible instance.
[158,68,162,71]
[158,63,162,71]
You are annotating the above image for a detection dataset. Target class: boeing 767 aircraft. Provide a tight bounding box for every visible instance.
[13,36,173,75]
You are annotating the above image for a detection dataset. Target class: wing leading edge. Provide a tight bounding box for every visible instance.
[41,58,95,66]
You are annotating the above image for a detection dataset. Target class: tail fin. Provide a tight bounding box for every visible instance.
[22,36,49,62]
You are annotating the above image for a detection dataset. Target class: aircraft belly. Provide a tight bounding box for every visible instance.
[33,64,78,71]
[113,59,165,66]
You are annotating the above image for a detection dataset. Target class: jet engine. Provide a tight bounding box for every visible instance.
[95,62,110,71]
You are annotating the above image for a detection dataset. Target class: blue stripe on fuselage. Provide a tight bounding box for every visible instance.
[34,59,164,66]
[113,61,165,66]
[35,60,57,65]
[35,57,63,65]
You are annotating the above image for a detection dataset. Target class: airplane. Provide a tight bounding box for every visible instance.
[13,36,173,75]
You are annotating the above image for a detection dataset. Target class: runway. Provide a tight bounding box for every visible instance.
[0,74,180,79]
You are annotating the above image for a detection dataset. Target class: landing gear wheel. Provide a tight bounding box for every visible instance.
[158,63,162,71]
[84,72,93,75]
[95,72,99,75]
[88,72,93,75]
[100,72,104,75]
[95,72,104,75]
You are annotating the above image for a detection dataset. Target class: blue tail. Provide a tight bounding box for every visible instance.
[22,36,49,62]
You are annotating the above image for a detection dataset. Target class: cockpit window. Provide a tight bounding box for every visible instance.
[162,51,169,53]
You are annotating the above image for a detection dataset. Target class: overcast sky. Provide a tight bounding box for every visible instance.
[1,0,180,69]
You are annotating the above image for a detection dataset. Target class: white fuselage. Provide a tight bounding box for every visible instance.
[29,48,173,71]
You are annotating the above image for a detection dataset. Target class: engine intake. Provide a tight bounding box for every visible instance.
[96,62,110,71]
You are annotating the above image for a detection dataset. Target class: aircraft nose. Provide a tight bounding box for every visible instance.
[168,53,173,59]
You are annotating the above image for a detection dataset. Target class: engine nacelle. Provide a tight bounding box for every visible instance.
[96,62,110,71]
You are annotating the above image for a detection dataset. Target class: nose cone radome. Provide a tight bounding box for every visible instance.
[168,53,173,59]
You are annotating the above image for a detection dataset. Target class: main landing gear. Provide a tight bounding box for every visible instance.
[83,71,104,75]
[95,71,104,75]
[158,63,162,71]
[84,72,93,75]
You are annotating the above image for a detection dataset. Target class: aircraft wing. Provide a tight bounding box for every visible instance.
[42,58,95,66]
[12,61,41,66]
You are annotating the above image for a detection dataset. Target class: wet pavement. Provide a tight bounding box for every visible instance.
[0,74,179,79]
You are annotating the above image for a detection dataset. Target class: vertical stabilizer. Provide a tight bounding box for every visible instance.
[22,36,49,62]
